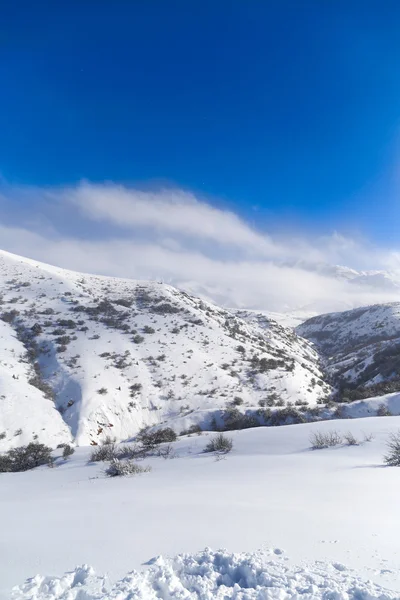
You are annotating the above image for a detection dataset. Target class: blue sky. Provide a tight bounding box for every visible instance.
[1,1,400,245]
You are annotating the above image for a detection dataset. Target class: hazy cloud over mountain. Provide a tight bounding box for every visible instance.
[1,182,400,313]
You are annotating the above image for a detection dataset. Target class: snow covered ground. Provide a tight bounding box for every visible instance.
[3,416,400,599]
[13,549,397,599]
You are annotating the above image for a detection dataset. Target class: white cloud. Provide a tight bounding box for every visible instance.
[0,181,400,314]
[63,183,278,256]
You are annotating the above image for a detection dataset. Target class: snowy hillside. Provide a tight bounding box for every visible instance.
[297,302,400,400]
[0,250,330,449]
[5,417,400,598]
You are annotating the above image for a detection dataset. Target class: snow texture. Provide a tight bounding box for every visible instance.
[12,548,397,599]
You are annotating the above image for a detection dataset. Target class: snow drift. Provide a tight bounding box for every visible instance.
[12,548,397,599]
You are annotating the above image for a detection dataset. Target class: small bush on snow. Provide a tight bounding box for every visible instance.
[232,397,243,406]
[90,440,117,462]
[377,404,392,417]
[156,444,176,459]
[310,430,342,450]
[343,432,359,446]
[136,427,177,449]
[384,431,400,466]
[106,458,151,477]
[204,433,233,454]
[62,444,75,459]
[117,444,146,460]
[180,424,202,436]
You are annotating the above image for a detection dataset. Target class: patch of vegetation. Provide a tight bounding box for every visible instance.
[106,458,151,477]
[222,408,259,431]
[150,303,181,315]
[377,404,392,417]
[29,362,54,396]
[52,328,67,336]
[343,432,359,446]
[143,325,155,334]
[0,443,54,472]
[180,424,202,436]
[310,430,342,449]
[129,383,142,397]
[30,323,43,336]
[55,335,72,345]
[384,431,400,466]
[90,439,117,462]
[113,298,133,308]
[57,319,77,328]
[62,444,75,459]
[204,433,233,454]
[231,397,243,406]
[1,310,20,323]
[268,407,306,427]
[136,427,177,449]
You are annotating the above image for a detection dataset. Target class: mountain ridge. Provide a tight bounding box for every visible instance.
[0,249,329,449]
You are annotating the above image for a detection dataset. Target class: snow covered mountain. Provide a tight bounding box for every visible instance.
[0,250,330,449]
[284,260,400,290]
[297,302,400,400]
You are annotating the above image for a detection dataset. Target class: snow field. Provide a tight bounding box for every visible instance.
[2,416,400,598]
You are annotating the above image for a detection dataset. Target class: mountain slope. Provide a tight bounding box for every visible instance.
[0,250,330,448]
[0,319,71,449]
[297,302,400,400]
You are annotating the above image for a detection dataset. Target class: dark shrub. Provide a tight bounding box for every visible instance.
[55,335,71,345]
[269,407,306,427]
[136,427,177,449]
[143,325,155,334]
[310,430,342,449]
[377,404,392,417]
[90,440,117,462]
[0,442,53,472]
[1,310,20,323]
[31,323,43,336]
[232,397,243,406]
[222,408,259,431]
[204,433,233,454]
[106,458,151,477]
[384,431,400,466]
[113,298,133,308]
[52,328,66,336]
[28,371,51,400]
[130,383,142,397]
[150,303,180,314]
[62,444,75,459]
[180,424,203,436]
[57,320,77,328]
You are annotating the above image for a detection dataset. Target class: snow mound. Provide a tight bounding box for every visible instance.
[12,548,397,599]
